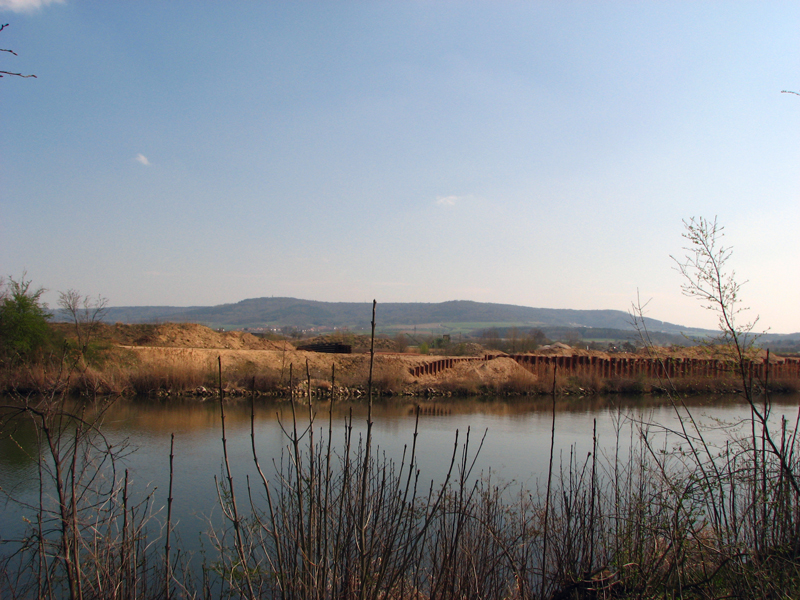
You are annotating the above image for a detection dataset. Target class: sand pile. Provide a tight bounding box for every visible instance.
[413,356,535,388]
[146,323,289,350]
[92,322,291,351]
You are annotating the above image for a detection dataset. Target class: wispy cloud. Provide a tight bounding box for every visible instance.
[0,0,64,13]
[435,195,459,207]
[134,153,151,166]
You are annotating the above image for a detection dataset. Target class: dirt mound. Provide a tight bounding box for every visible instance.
[643,344,783,362]
[414,356,535,388]
[534,343,600,357]
[52,322,292,351]
[469,357,530,381]
[301,334,400,352]
[140,323,290,351]
[446,342,486,356]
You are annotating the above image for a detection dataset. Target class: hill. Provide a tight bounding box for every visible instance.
[93,297,707,336]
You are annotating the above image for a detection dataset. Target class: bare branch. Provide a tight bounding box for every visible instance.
[670,216,756,346]
[0,70,36,78]
[1,23,36,79]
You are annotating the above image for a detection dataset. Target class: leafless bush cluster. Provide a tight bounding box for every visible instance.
[126,359,213,396]
[0,392,174,599]
[6,378,800,599]
[196,390,800,599]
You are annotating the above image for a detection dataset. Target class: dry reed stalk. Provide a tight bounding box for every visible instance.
[357,300,376,600]
[540,363,557,599]
[216,355,255,599]
[164,432,174,600]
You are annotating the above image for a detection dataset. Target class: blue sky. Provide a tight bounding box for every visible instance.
[1,1,798,332]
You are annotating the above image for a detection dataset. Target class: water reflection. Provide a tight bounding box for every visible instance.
[2,393,798,562]
[0,413,39,479]
[5,393,798,488]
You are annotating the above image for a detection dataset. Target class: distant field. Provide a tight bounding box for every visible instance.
[377,321,542,336]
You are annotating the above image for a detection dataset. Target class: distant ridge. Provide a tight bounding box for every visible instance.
[95,297,710,336]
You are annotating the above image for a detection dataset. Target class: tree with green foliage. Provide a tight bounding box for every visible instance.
[0,275,53,366]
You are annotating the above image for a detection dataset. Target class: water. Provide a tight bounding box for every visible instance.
[2,393,798,568]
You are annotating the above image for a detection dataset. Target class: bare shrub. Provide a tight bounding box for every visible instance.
[626,216,800,597]
[332,357,408,393]
[495,367,539,394]
[601,376,649,395]
[225,359,282,392]
[127,353,214,395]
[768,376,800,393]
[437,376,482,396]
[372,361,409,393]
[566,371,605,394]
[333,361,369,389]
[394,332,408,352]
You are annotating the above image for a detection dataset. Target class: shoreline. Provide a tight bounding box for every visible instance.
[4,346,798,399]
[3,322,798,398]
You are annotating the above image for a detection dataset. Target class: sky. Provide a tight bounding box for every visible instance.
[1,1,798,333]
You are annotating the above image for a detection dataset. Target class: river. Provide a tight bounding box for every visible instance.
[2,392,798,581]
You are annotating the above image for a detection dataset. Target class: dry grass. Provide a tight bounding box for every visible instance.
[3,336,798,398]
[0,363,66,395]
[332,356,414,393]
[371,362,410,392]
[437,376,482,396]
[125,350,216,395]
[768,377,800,393]
[494,367,540,394]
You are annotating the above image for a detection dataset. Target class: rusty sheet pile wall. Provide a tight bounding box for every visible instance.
[508,354,800,380]
[410,357,482,377]
[410,354,800,380]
